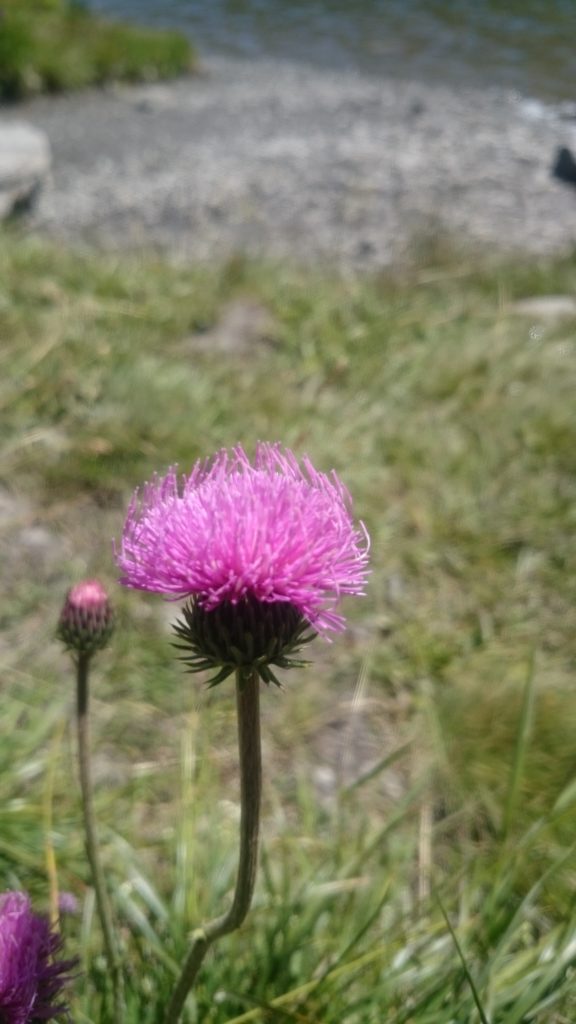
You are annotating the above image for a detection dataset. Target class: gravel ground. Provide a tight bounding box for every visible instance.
[5,55,576,267]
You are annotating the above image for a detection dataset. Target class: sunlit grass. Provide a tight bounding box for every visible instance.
[1,231,576,1021]
[0,0,194,101]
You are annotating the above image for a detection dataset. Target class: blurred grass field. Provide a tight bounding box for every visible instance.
[1,229,576,1022]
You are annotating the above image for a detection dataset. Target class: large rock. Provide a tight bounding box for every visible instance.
[0,122,51,218]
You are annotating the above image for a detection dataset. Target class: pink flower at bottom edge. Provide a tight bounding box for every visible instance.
[0,891,76,1024]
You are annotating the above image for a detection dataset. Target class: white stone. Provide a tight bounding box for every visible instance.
[509,296,576,319]
[0,121,51,218]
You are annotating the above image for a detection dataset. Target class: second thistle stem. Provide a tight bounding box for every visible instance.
[76,653,124,1023]
[164,669,262,1024]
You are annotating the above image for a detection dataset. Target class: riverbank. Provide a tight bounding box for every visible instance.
[3,53,576,267]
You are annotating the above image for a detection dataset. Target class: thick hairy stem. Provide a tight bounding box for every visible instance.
[76,653,124,1022]
[164,670,262,1023]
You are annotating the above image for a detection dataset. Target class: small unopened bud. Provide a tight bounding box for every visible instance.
[58,891,79,917]
[57,579,114,655]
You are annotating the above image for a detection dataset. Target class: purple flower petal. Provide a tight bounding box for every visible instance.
[116,443,369,634]
[0,892,76,1024]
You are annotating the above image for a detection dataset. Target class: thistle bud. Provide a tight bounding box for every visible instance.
[57,891,79,917]
[172,594,316,687]
[57,579,114,656]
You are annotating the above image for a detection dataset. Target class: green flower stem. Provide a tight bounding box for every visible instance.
[165,669,262,1024]
[76,652,124,1023]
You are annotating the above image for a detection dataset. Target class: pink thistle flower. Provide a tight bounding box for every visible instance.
[117,444,369,632]
[116,444,369,685]
[0,892,76,1024]
[57,579,114,656]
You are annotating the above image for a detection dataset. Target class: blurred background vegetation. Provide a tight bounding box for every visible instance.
[1,228,576,1021]
[0,0,193,100]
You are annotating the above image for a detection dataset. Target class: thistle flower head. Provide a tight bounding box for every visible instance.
[116,443,369,683]
[0,891,76,1024]
[57,579,114,656]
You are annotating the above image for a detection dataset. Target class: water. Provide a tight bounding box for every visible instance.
[86,0,576,101]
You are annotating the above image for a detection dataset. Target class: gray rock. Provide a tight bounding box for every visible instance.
[552,146,576,186]
[509,295,576,319]
[183,299,276,356]
[0,121,51,218]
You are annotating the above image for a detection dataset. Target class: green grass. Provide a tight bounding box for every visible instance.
[1,230,576,1021]
[0,0,194,100]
